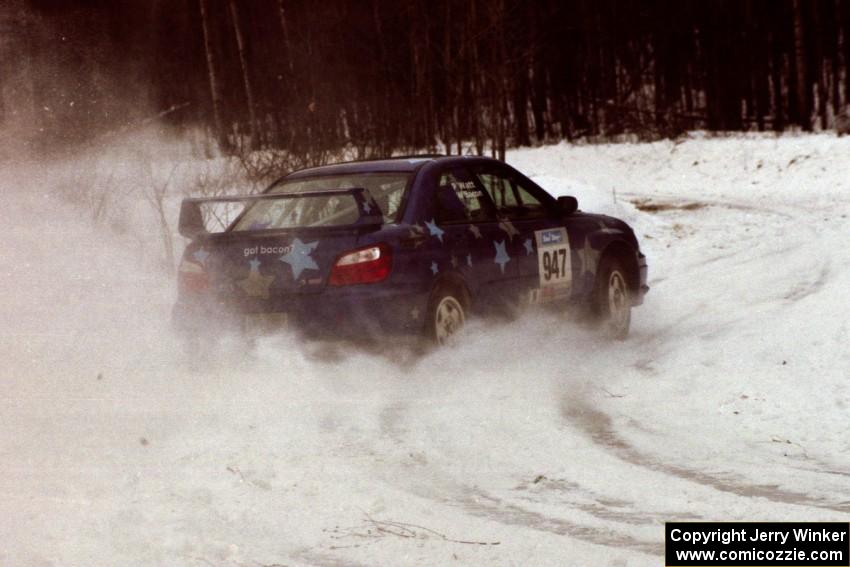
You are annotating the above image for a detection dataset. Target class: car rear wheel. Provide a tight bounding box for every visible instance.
[428,288,466,345]
[593,256,632,340]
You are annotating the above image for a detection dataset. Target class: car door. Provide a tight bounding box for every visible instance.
[470,164,578,305]
[431,166,516,309]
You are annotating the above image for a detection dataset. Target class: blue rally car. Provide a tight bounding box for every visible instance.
[174,156,648,344]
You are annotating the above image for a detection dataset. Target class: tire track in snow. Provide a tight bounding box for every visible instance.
[293,549,374,567]
[443,486,663,556]
[379,401,682,529]
[373,402,665,557]
[783,261,831,303]
[638,198,808,293]
[630,197,831,361]
[620,193,795,220]
[512,475,700,526]
[575,197,849,512]
[561,398,850,513]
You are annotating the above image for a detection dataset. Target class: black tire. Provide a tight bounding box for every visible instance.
[592,255,632,340]
[426,285,467,345]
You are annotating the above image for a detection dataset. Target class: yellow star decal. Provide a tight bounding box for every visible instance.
[237,258,275,299]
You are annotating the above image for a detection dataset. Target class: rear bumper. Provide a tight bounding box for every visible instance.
[633,251,649,306]
[173,283,430,340]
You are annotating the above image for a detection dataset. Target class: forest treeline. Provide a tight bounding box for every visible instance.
[5,0,850,159]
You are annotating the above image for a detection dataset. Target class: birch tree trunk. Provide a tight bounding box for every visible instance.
[277,0,295,75]
[469,0,483,155]
[198,0,229,151]
[372,0,390,153]
[228,0,259,150]
[792,0,810,130]
[496,0,508,161]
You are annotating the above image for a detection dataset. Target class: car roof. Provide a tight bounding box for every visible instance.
[283,155,502,179]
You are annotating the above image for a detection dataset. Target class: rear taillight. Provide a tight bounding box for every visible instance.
[178,258,209,294]
[329,244,392,286]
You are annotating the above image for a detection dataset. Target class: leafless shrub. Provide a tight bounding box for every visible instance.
[138,161,180,274]
[53,155,133,231]
[183,157,249,231]
[41,131,361,275]
[180,145,350,232]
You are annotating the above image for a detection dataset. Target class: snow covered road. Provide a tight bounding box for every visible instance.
[2,134,849,566]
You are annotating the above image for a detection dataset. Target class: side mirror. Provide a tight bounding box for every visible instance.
[556,195,578,215]
[178,200,209,239]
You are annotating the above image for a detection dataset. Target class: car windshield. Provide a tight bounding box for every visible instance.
[232,172,410,231]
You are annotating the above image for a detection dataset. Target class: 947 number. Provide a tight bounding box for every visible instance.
[542,248,568,282]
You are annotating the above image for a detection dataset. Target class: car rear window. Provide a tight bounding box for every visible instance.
[231,193,362,230]
[275,173,408,219]
[231,172,410,231]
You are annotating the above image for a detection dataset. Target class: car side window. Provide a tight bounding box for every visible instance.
[511,178,549,217]
[477,171,519,211]
[435,169,495,223]
[474,167,549,219]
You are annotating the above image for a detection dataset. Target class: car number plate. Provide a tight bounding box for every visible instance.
[534,228,571,301]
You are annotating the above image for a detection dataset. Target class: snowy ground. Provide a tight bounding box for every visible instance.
[2,134,849,566]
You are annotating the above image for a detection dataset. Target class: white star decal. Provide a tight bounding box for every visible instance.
[430,261,439,275]
[279,238,319,280]
[425,219,445,243]
[493,240,510,274]
[192,248,210,265]
[523,238,534,255]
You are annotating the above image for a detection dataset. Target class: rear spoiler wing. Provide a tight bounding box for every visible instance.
[178,188,383,239]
